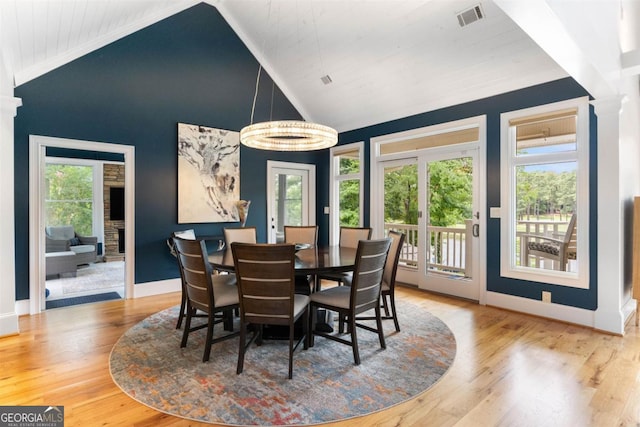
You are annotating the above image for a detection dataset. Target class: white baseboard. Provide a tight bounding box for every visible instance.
[131,278,181,298]
[622,297,637,325]
[485,291,595,329]
[0,311,19,337]
[15,300,30,317]
[13,278,181,317]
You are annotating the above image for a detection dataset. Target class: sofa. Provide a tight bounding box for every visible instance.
[45,225,98,266]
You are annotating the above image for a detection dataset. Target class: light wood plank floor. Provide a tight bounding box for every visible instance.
[2,286,640,426]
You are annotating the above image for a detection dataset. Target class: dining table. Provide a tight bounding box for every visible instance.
[208,244,358,291]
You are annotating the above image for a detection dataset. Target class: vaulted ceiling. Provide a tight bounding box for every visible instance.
[1,0,630,133]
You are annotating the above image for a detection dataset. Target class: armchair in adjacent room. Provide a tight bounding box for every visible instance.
[45,225,98,265]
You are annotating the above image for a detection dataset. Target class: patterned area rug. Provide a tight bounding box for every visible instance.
[109,302,456,426]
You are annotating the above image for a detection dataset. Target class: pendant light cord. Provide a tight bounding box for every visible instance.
[249,64,262,125]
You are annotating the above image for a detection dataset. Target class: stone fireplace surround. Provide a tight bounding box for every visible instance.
[104,163,125,261]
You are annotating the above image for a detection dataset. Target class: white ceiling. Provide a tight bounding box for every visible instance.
[0,0,571,132]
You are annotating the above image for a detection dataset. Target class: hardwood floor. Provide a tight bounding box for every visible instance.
[2,286,639,426]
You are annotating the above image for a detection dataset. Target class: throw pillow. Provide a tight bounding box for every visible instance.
[69,237,80,246]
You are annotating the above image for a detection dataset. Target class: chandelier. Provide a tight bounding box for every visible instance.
[240,120,337,151]
[239,2,337,152]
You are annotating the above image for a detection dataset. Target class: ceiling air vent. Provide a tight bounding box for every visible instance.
[320,75,333,85]
[457,4,484,27]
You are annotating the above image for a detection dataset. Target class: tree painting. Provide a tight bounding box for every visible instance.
[178,123,240,223]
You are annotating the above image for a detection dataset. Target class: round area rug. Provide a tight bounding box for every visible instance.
[109,302,456,426]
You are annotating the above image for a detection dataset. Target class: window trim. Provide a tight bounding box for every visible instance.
[499,97,590,288]
[329,141,364,245]
[45,157,105,241]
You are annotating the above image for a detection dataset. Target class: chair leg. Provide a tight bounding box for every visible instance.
[237,321,246,374]
[388,292,400,332]
[288,322,295,379]
[303,306,309,350]
[381,294,391,317]
[223,309,234,331]
[350,315,360,365]
[180,306,194,348]
[203,312,215,362]
[309,306,316,347]
[339,313,346,334]
[176,290,186,329]
[256,325,263,346]
[375,305,386,350]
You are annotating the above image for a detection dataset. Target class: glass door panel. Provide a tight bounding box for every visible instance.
[419,151,479,300]
[267,162,314,243]
[383,161,419,270]
[426,157,473,279]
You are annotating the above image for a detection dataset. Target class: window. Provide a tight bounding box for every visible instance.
[45,163,95,236]
[329,142,364,245]
[500,97,589,288]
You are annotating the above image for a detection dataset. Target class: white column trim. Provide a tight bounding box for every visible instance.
[592,96,625,334]
[0,95,22,337]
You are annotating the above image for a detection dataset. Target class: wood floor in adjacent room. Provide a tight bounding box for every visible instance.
[2,286,640,426]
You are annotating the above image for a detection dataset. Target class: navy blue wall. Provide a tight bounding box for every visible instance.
[13,3,321,300]
[331,78,597,310]
[14,2,597,311]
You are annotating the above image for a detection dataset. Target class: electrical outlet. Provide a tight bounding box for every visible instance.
[542,291,551,303]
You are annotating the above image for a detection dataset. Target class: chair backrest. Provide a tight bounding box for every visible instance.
[349,238,392,314]
[339,226,372,249]
[231,243,296,326]
[383,231,405,289]
[173,237,214,312]
[174,229,196,240]
[167,229,195,257]
[563,214,578,258]
[46,225,76,240]
[224,227,257,245]
[284,225,318,246]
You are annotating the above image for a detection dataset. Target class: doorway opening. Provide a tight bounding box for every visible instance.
[266,161,316,243]
[371,116,486,303]
[29,135,135,313]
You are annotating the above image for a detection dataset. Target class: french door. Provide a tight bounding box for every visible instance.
[266,161,316,243]
[380,147,481,301]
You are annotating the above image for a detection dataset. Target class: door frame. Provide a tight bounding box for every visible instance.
[266,160,316,243]
[370,115,487,304]
[29,135,135,314]
[417,147,481,300]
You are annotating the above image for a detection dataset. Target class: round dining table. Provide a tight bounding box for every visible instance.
[208,244,358,276]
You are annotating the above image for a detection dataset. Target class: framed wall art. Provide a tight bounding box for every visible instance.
[177,123,240,223]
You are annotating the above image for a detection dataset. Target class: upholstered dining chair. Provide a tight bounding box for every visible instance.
[284,225,318,246]
[173,236,239,362]
[284,225,319,294]
[346,231,406,332]
[231,242,310,379]
[309,238,391,365]
[169,229,196,329]
[317,226,372,288]
[223,226,257,245]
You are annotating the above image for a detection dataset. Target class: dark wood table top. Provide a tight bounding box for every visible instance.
[208,245,358,275]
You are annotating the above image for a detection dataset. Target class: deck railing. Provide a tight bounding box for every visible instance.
[384,218,569,275]
[384,220,473,277]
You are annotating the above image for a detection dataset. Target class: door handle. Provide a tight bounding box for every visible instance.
[472,224,479,237]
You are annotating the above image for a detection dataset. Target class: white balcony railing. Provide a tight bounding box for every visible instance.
[384,218,570,276]
[384,220,473,277]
